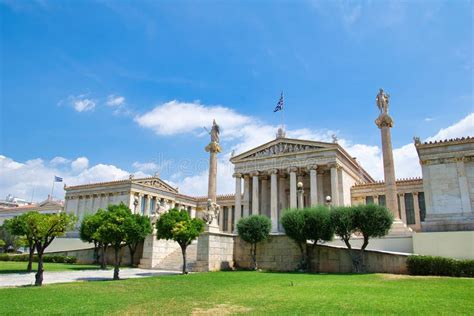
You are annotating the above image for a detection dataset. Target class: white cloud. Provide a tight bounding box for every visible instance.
[424,117,434,122]
[49,156,70,166]
[106,95,126,107]
[426,113,474,142]
[61,94,96,112]
[132,161,159,173]
[71,157,89,172]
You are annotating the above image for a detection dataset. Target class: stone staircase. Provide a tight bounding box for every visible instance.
[157,242,198,271]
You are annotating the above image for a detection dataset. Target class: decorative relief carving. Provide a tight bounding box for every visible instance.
[247,142,322,159]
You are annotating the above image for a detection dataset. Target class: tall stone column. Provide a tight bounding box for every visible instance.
[288,167,297,208]
[233,173,242,231]
[205,119,221,204]
[252,172,260,215]
[243,175,250,217]
[309,166,318,206]
[270,169,278,233]
[329,163,339,206]
[375,91,399,218]
[413,192,421,231]
[145,195,151,216]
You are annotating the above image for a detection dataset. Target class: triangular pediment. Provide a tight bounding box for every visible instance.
[134,177,178,193]
[231,138,336,162]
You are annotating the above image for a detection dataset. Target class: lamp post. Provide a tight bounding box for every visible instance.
[297,181,304,209]
[325,195,332,209]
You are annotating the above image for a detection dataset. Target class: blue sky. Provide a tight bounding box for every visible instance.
[1,0,473,201]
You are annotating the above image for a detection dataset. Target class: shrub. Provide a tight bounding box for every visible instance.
[407,255,474,278]
[0,254,76,264]
[237,215,272,270]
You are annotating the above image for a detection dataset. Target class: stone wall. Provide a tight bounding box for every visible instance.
[139,234,181,268]
[47,242,143,266]
[195,232,234,272]
[234,235,408,274]
[413,231,474,260]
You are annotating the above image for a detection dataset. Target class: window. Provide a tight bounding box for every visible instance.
[404,193,415,225]
[378,195,386,207]
[418,192,426,222]
[365,196,374,204]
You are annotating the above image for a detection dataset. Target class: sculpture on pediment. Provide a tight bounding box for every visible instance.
[376,88,390,114]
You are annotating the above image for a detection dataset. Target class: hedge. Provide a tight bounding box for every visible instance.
[0,254,77,264]
[407,255,474,278]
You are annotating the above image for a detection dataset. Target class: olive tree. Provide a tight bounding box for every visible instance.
[236,215,272,270]
[80,210,108,269]
[331,204,393,272]
[93,203,131,280]
[23,212,77,286]
[124,213,152,266]
[281,207,334,271]
[156,209,204,274]
[4,213,38,272]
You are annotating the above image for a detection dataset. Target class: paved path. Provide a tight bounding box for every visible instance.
[0,268,179,287]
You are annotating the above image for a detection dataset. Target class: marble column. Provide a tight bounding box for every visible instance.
[205,135,221,203]
[413,192,422,231]
[261,175,269,216]
[288,167,297,208]
[309,166,318,206]
[233,173,242,231]
[278,173,287,231]
[399,193,407,224]
[375,107,399,218]
[227,207,233,232]
[330,163,339,206]
[270,169,278,233]
[145,195,151,216]
[243,175,250,217]
[252,172,260,215]
[374,195,379,205]
[317,170,324,204]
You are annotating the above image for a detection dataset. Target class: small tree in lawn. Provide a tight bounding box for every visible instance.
[93,203,132,280]
[23,212,76,286]
[156,209,204,275]
[281,209,307,270]
[80,210,108,269]
[236,215,271,270]
[4,213,37,272]
[303,206,334,272]
[331,204,393,272]
[1,222,24,253]
[124,213,152,266]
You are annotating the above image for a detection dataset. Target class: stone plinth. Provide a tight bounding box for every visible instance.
[194,231,235,272]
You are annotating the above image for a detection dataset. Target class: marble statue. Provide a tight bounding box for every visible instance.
[151,199,169,224]
[376,88,390,114]
[210,119,220,144]
[203,198,220,225]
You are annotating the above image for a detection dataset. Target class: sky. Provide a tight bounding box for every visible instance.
[0,0,473,202]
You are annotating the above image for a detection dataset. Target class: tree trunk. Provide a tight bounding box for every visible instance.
[308,244,320,273]
[249,243,258,270]
[359,236,369,273]
[113,247,120,280]
[34,246,44,286]
[297,243,306,271]
[100,244,108,270]
[129,244,136,267]
[93,241,99,264]
[180,244,187,275]
[27,242,35,273]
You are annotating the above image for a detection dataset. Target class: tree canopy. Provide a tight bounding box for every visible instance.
[236,215,272,270]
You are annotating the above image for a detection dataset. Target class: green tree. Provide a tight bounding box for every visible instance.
[124,213,152,266]
[80,210,108,269]
[331,205,393,272]
[93,203,131,280]
[0,239,5,250]
[4,213,37,272]
[23,212,77,286]
[303,206,334,272]
[156,209,204,274]
[0,223,23,253]
[236,215,272,270]
[281,209,307,270]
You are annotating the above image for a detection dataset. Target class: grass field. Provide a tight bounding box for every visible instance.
[0,261,101,274]
[0,271,472,314]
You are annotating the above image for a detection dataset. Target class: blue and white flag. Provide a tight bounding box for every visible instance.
[54,176,63,182]
[274,92,284,112]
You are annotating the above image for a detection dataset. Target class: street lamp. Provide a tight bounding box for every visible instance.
[297,182,304,209]
[325,195,332,209]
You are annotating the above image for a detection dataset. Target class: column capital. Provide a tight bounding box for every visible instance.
[328,162,341,170]
[413,192,419,196]
[243,174,250,180]
[233,172,242,178]
[287,167,298,173]
[260,174,269,180]
[307,165,318,172]
[398,193,405,197]
[269,169,279,175]
[250,171,260,177]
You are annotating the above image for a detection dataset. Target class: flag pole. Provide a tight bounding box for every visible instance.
[50,177,55,200]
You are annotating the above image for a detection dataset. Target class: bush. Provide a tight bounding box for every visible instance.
[237,215,272,270]
[407,255,474,278]
[0,253,76,264]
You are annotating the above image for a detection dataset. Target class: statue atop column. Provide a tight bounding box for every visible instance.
[376,88,390,114]
[205,119,221,154]
[205,119,221,232]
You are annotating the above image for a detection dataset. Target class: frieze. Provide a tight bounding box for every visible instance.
[245,142,323,159]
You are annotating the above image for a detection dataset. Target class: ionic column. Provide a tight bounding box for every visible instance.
[317,170,324,204]
[227,207,233,232]
[329,163,339,206]
[309,166,318,206]
[373,195,379,205]
[270,169,278,233]
[288,167,297,208]
[243,175,250,217]
[219,207,225,231]
[145,195,151,216]
[261,175,269,217]
[413,192,421,231]
[399,193,407,224]
[233,173,242,230]
[252,172,260,215]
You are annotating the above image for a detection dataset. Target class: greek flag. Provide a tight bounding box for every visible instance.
[54,176,63,182]
[274,92,284,112]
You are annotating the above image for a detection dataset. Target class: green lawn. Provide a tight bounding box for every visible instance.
[0,271,472,314]
[0,261,101,274]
